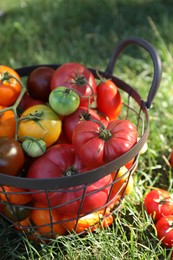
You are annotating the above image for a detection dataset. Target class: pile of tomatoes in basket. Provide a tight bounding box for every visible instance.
[0,62,139,240]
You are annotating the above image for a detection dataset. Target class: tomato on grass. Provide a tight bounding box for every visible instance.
[0,65,21,106]
[155,215,173,248]
[18,104,62,147]
[50,62,97,107]
[144,188,173,221]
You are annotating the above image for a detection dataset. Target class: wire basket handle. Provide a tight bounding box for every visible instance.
[105,37,162,109]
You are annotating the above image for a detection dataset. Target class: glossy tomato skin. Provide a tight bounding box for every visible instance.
[50,62,97,107]
[27,66,55,101]
[62,106,100,143]
[155,215,173,248]
[144,188,173,221]
[18,104,62,147]
[0,137,25,176]
[0,186,32,205]
[72,119,138,169]
[49,86,80,116]
[0,65,21,106]
[0,106,16,137]
[97,80,122,120]
[26,144,112,215]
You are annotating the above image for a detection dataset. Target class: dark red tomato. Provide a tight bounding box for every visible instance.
[169,147,173,168]
[50,62,97,107]
[97,80,122,121]
[72,119,138,169]
[143,188,173,221]
[3,203,32,222]
[0,136,25,176]
[62,106,100,143]
[27,66,55,101]
[18,93,44,115]
[26,144,112,215]
[155,215,173,248]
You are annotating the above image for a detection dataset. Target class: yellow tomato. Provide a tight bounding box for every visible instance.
[18,104,62,147]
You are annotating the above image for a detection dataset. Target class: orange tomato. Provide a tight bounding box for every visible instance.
[0,106,16,137]
[0,186,33,205]
[111,166,134,198]
[62,207,114,234]
[18,104,62,147]
[0,65,21,106]
[31,202,66,237]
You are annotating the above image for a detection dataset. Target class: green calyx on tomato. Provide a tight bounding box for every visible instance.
[49,86,80,116]
[22,138,47,157]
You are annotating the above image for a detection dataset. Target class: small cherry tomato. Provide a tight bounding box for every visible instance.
[49,86,80,116]
[0,136,25,176]
[144,188,173,221]
[27,66,55,101]
[0,65,22,106]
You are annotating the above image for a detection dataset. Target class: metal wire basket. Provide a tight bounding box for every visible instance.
[0,37,162,242]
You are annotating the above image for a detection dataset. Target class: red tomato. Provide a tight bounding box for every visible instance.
[26,144,112,215]
[97,80,122,120]
[18,93,44,114]
[72,119,138,169]
[27,66,55,101]
[50,62,97,107]
[62,106,100,143]
[0,65,21,106]
[155,215,173,248]
[143,188,173,221]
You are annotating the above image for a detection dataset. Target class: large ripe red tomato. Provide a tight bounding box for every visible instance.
[62,106,100,143]
[26,144,112,215]
[50,62,97,107]
[0,65,21,106]
[72,119,138,169]
[155,215,173,248]
[144,188,173,221]
[96,79,122,120]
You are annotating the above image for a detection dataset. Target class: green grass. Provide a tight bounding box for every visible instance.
[1,0,173,259]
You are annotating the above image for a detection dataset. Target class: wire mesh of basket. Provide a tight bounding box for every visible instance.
[0,37,162,242]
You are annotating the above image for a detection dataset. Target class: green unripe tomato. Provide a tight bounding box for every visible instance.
[22,138,46,157]
[49,86,80,116]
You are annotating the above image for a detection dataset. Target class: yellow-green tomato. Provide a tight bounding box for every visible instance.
[49,86,80,116]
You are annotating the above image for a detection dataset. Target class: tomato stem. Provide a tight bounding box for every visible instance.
[64,166,79,176]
